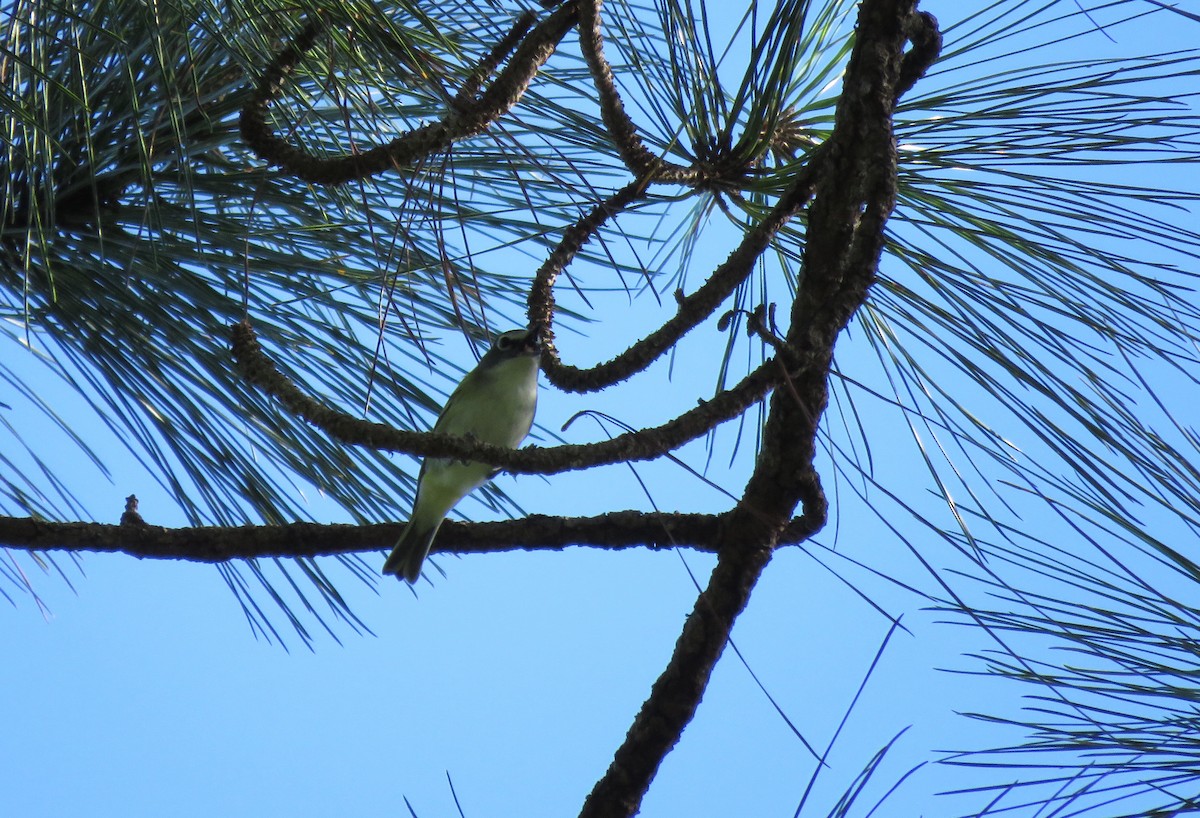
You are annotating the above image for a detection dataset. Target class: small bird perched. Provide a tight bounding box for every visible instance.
[383,326,541,583]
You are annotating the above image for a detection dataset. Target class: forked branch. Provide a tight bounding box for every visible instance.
[576,3,937,815]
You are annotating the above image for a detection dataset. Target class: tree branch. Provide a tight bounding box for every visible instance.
[239,5,579,185]
[574,0,695,183]
[453,11,538,108]
[536,152,828,393]
[0,511,822,562]
[231,319,785,473]
[577,2,923,815]
[896,11,942,101]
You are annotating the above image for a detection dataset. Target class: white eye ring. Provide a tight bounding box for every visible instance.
[496,334,513,351]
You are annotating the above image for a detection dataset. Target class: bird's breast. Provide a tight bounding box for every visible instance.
[436,356,538,447]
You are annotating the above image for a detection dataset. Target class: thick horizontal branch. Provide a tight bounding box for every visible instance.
[232,320,785,473]
[0,511,822,562]
[239,5,579,185]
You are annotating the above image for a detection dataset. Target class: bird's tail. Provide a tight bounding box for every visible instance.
[382,520,440,583]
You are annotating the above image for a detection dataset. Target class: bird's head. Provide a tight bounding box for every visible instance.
[489,323,542,357]
[486,326,542,362]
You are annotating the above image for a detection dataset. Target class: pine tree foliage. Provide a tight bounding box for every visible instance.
[2,0,1199,814]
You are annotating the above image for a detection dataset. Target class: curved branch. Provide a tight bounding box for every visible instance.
[537,152,828,393]
[896,11,942,102]
[575,0,695,183]
[526,176,652,334]
[239,5,579,185]
[231,320,784,474]
[578,466,826,818]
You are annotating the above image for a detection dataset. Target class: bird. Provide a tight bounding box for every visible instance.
[383,326,541,583]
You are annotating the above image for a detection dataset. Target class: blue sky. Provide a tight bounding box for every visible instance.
[4,2,1200,816]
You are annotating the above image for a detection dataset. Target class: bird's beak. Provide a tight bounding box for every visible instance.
[522,325,543,355]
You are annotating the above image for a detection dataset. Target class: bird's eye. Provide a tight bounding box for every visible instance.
[496,334,513,351]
